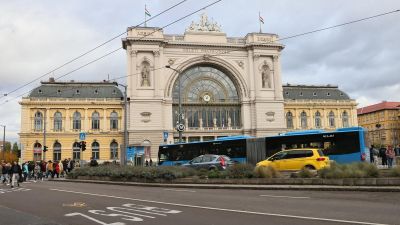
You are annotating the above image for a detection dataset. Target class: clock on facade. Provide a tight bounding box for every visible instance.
[203,94,211,102]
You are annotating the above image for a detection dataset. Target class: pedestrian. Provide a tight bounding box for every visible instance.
[10,161,22,188]
[22,162,29,181]
[386,145,396,168]
[395,145,400,156]
[40,160,47,180]
[379,147,388,167]
[33,162,40,182]
[62,159,68,175]
[46,160,54,178]
[59,161,64,178]
[369,145,375,164]
[149,159,153,167]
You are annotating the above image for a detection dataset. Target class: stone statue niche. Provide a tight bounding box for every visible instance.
[141,61,151,87]
[261,64,271,89]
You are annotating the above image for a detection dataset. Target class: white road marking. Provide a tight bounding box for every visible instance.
[164,188,196,193]
[259,194,310,199]
[50,188,388,225]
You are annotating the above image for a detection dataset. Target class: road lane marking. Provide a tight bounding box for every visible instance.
[164,188,196,193]
[259,194,310,199]
[50,188,388,225]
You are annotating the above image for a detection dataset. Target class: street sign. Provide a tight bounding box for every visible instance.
[79,132,86,140]
[176,123,185,132]
[163,131,168,140]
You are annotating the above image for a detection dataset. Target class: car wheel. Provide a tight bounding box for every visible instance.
[304,165,315,170]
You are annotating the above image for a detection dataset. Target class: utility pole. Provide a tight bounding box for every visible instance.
[1,125,5,160]
[43,109,47,161]
[113,82,128,166]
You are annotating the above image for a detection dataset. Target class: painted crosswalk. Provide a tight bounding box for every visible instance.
[0,187,31,194]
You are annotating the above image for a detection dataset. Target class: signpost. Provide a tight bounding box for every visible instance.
[163,131,168,143]
[79,132,86,141]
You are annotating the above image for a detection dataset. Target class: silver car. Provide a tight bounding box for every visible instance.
[182,154,234,170]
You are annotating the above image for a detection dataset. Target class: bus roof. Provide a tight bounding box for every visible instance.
[279,126,364,137]
[159,135,253,147]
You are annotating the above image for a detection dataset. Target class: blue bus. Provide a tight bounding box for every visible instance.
[158,127,369,166]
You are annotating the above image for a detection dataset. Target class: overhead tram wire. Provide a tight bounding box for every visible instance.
[0,0,224,106]
[110,8,400,82]
[0,0,188,101]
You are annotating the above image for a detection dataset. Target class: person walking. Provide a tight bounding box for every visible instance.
[386,145,396,168]
[33,162,40,182]
[379,147,388,168]
[22,162,29,182]
[370,145,375,164]
[40,160,46,180]
[46,160,54,178]
[10,161,22,188]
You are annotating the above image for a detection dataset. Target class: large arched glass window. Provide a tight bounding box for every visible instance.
[110,111,118,130]
[286,112,293,129]
[34,111,43,131]
[300,111,307,129]
[315,111,322,129]
[329,111,335,127]
[92,112,100,130]
[73,112,81,130]
[53,142,61,161]
[342,111,349,127]
[33,142,42,161]
[54,112,62,131]
[72,142,81,160]
[110,141,118,160]
[92,141,100,160]
[171,66,241,131]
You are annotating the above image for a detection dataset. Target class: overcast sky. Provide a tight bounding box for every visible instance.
[0,0,399,142]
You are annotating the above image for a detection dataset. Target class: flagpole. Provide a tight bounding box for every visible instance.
[259,12,262,33]
[145,4,147,27]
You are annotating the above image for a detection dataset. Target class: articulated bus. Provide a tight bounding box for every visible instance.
[158,127,369,166]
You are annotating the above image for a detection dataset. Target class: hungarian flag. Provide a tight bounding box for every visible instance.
[259,14,264,24]
[145,6,151,17]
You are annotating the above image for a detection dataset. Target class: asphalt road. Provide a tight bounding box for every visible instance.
[0,180,399,225]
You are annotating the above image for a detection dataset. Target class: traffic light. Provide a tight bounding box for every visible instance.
[81,141,86,151]
[43,146,48,152]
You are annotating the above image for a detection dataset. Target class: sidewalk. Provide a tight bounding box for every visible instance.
[52,178,400,192]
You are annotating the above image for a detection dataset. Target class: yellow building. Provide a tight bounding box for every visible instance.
[19,79,124,162]
[357,101,400,147]
[283,84,358,131]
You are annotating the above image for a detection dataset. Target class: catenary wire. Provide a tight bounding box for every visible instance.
[0,0,188,100]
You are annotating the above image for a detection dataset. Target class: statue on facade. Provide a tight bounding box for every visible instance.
[185,12,222,32]
[141,63,150,87]
[261,65,271,88]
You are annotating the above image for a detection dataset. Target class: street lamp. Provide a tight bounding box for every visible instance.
[165,65,184,143]
[0,125,5,160]
[113,82,129,166]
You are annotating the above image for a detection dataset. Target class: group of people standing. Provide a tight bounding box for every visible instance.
[370,144,399,168]
[0,158,79,188]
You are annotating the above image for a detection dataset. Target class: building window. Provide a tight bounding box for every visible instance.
[300,111,307,129]
[92,141,100,160]
[33,143,42,161]
[313,92,317,96]
[110,111,118,130]
[342,111,349,127]
[92,112,100,130]
[73,112,81,130]
[73,142,81,160]
[34,111,43,131]
[329,111,335,127]
[54,112,62,131]
[315,111,322,128]
[110,141,118,160]
[53,142,61,161]
[286,112,293,129]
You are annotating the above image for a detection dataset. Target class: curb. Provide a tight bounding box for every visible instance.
[52,179,400,192]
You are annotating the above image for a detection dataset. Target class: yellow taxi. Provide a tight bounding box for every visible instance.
[256,148,330,171]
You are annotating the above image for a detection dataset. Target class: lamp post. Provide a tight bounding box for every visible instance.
[0,125,5,160]
[165,65,183,143]
[113,82,128,166]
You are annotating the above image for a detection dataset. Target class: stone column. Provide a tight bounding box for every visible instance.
[103,108,107,131]
[84,108,88,131]
[65,108,70,131]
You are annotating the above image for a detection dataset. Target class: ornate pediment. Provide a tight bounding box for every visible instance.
[186,13,222,33]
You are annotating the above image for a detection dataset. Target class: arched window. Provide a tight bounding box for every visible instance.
[92,141,100,160]
[110,111,118,130]
[110,141,118,160]
[53,142,61,161]
[92,112,100,130]
[329,111,335,127]
[73,112,81,130]
[315,111,321,129]
[342,111,349,127]
[54,112,62,131]
[33,142,42,161]
[300,111,307,129]
[34,112,43,131]
[286,112,293,129]
[72,142,81,160]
